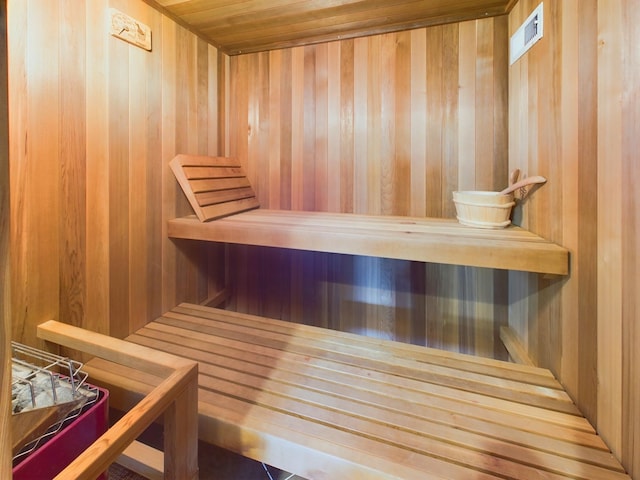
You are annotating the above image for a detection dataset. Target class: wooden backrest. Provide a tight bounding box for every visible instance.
[169,154,259,222]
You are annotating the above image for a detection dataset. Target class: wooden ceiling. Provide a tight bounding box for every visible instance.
[144,0,516,55]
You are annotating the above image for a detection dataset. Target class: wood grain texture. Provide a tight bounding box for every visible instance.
[168,211,569,274]
[37,320,199,480]
[145,0,514,55]
[4,1,637,476]
[85,0,111,338]
[224,17,511,359]
[117,441,164,480]
[10,0,61,350]
[8,0,223,346]
[598,1,640,477]
[169,154,259,221]
[0,0,10,476]
[85,303,631,480]
[509,0,639,476]
[596,0,623,461]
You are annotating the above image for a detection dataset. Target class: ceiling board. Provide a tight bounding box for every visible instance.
[145,0,515,55]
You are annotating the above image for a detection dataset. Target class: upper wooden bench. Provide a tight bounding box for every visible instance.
[82,303,630,480]
[168,154,569,275]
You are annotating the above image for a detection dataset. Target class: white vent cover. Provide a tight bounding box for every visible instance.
[510,2,544,65]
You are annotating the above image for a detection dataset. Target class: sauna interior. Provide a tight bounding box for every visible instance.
[1,0,638,478]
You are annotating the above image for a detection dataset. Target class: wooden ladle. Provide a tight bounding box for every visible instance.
[500,175,546,195]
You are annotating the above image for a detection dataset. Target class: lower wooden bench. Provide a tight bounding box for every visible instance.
[84,303,630,480]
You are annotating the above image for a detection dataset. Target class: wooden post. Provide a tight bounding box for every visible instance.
[164,367,199,480]
[37,321,200,480]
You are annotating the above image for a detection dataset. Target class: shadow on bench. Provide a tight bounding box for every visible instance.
[76,303,630,480]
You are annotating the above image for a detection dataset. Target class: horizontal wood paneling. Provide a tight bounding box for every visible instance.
[8,0,223,346]
[509,0,639,475]
[225,17,511,359]
[147,0,514,55]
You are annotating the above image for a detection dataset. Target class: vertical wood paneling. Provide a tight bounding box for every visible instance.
[424,26,442,218]
[85,0,110,335]
[314,43,328,212]
[128,0,149,333]
[327,42,341,213]
[226,18,510,357]
[457,22,476,191]
[339,40,354,213]
[145,6,164,324]
[598,1,640,475]
[8,0,222,346]
[621,6,640,475]
[410,29,427,218]
[278,49,292,209]
[393,31,411,216]
[510,0,639,474]
[268,49,282,209]
[597,0,623,460]
[107,0,131,340]
[576,0,599,427]
[173,27,195,304]
[441,24,460,220]
[8,2,635,474]
[353,37,368,214]
[160,13,178,314]
[59,0,86,332]
[291,47,304,210]
[365,35,381,215]
[0,1,11,474]
[11,1,61,344]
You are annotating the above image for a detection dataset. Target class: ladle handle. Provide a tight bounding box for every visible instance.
[509,169,520,185]
[499,175,546,195]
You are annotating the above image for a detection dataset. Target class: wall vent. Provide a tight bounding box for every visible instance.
[510,3,544,65]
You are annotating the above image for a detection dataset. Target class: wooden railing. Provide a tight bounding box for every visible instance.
[36,320,199,480]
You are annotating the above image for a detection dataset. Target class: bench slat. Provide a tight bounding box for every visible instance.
[173,303,559,387]
[85,304,630,480]
[196,394,504,480]
[128,331,625,475]
[189,177,251,193]
[132,323,602,446]
[182,166,245,179]
[200,197,261,221]
[199,379,601,480]
[87,361,497,479]
[150,311,579,415]
[195,187,256,207]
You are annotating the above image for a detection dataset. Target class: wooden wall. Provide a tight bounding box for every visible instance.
[7,0,223,347]
[0,0,10,475]
[508,0,639,476]
[5,0,637,476]
[597,2,640,475]
[223,17,512,358]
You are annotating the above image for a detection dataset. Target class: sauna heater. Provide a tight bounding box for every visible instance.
[11,341,108,479]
